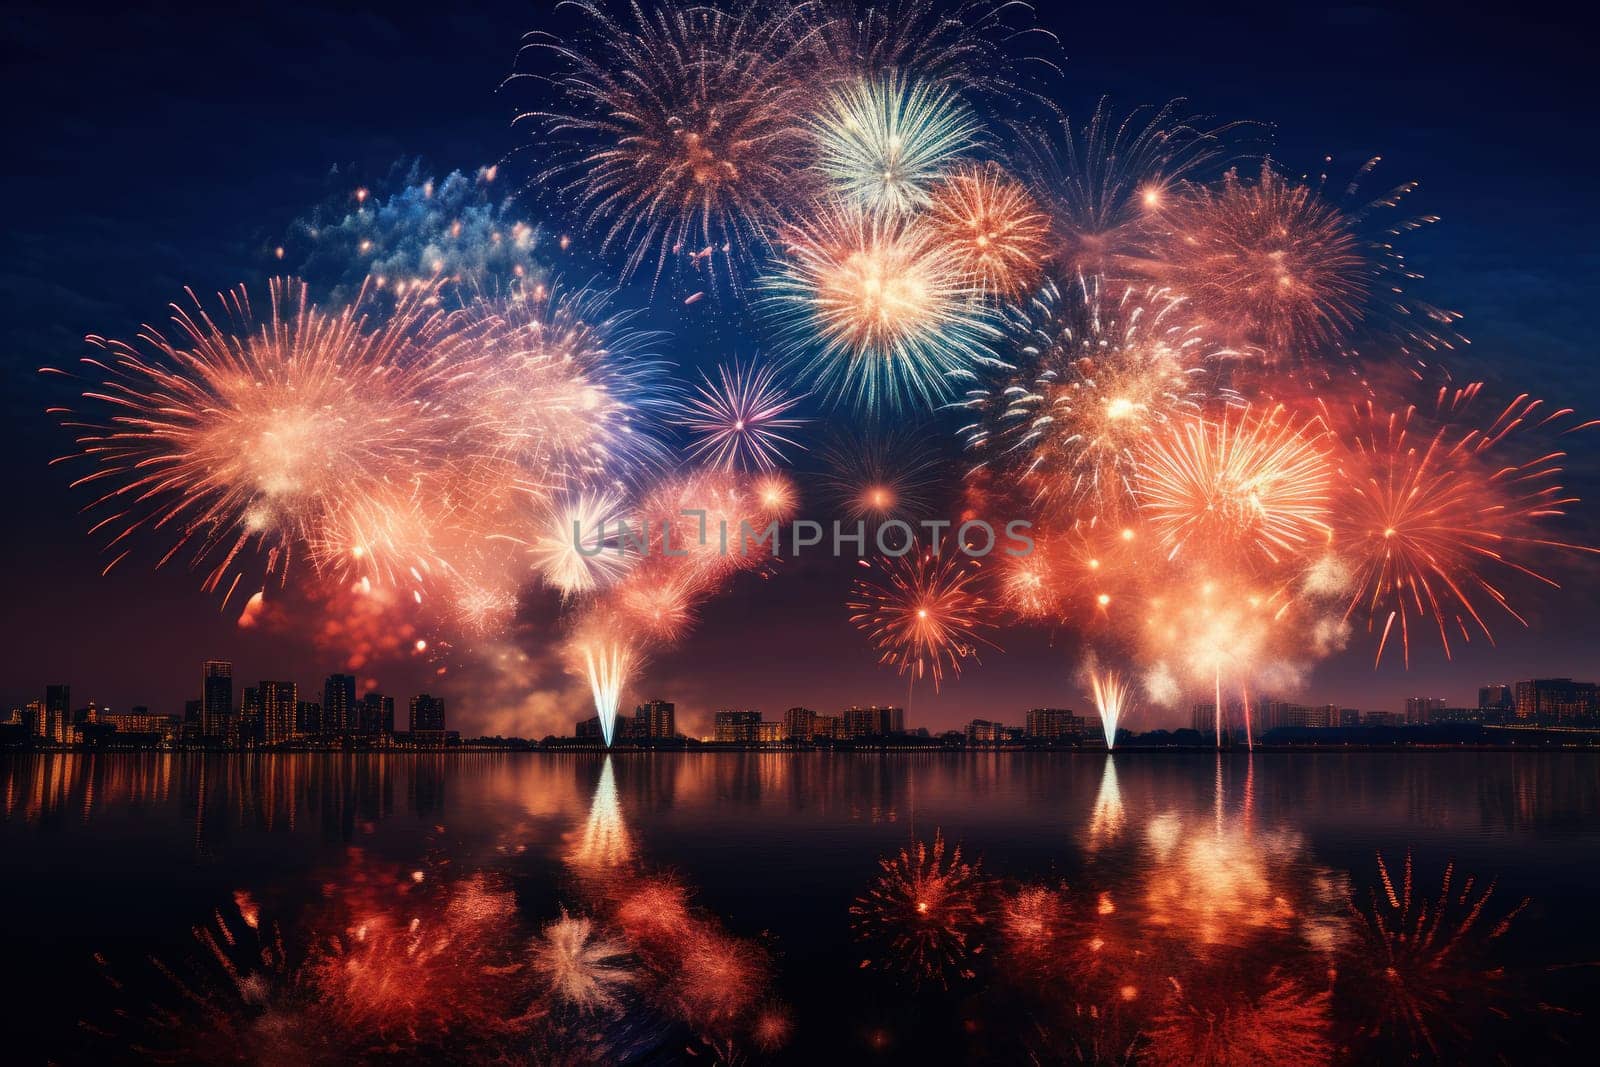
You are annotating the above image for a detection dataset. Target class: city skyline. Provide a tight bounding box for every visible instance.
[11,657,1600,748]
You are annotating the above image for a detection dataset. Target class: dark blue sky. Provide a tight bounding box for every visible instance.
[3,2,1596,734]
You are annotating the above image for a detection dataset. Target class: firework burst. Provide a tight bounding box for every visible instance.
[676,360,807,471]
[808,71,981,216]
[523,489,636,598]
[819,424,942,525]
[796,0,1055,97]
[1324,385,1598,665]
[848,547,998,690]
[851,830,989,989]
[962,274,1223,523]
[1137,404,1333,567]
[512,1,813,292]
[925,161,1050,298]
[1017,98,1240,279]
[611,561,701,645]
[450,282,673,498]
[59,278,454,605]
[762,199,1003,410]
[1150,162,1366,361]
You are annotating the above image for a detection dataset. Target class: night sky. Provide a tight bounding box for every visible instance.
[3,2,1596,737]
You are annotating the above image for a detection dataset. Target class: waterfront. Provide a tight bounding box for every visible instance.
[3,751,1597,1063]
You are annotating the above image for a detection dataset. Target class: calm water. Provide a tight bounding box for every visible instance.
[2,751,1597,1064]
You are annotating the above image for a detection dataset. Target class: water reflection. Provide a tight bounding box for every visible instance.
[0,752,1592,1062]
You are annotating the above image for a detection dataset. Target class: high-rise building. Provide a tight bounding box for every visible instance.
[714,709,761,742]
[296,700,322,736]
[843,705,904,738]
[634,700,676,739]
[323,674,357,735]
[410,693,446,735]
[241,686,262,745]
[44,684,71,744]
[813,714,845,740]
[755,721,784,743]
[1514,678,1599,723]
[967,719,1004,744]
[1025,708,1083,740]
[26,699,44,738]
[783,706,816,740]
[1190,703,1217,734]
[1405,696,1446,724]
[202,662,232,739]
[359,692,393,736]
[1478,684,1514,712]
[260,680,297,745]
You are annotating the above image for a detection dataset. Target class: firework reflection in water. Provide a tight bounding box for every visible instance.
[851,830,989,989]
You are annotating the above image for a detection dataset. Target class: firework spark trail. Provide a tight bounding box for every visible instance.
[848,547,999,691]
[675,360,808,471]
[1323,384,1600,666]
[762,198,1004,411]
[511,1,815,294]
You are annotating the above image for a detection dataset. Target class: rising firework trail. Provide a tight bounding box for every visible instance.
[568,615,637,747]
[1089,666,1131,748]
